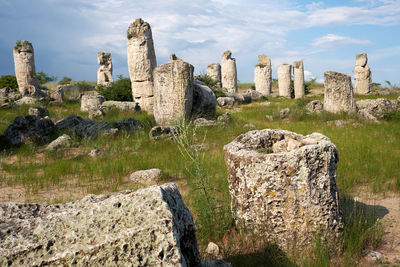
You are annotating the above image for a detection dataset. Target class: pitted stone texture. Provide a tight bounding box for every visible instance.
[153,59,194,125]
[50,86,65,103]
[192,80,217,118]
[353,53,371,95]
[217,97,235,107]
[0,183,201,267]
[81,95,105,112]
[97,52,113,86]
[206,63,222,88]
[13,40,40,95]
[129,168,163,182]
[356,98,398,121]
[278,64,292,98]
[221,51,237,94]
[14,96,43,106]
[324,71,356,113]
[223,129,342,251]
[101,101,139,112]
[112,117,143,132]
[293,61,305,99]
[127,18,157,112]
[306,100,323,113]
[45,134,72,151]
[254,55,272,96]
[0,87,22,104]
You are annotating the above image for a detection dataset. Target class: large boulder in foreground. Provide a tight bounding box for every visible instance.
[0,183,201,266]
[223,129,342,251]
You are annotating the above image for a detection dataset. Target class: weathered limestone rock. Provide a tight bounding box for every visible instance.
[293,61,305,99]
[353,53,371,94]
[0,87,22,104]
[217,112,231,123]
[49,86,65,103]
[192,80,217,118]
[0,183,201,266]
[246,90,264,101]
[129,168,163,182]
[324,71,356,113]
[101,101,139,112]
[0,115,56,148]
[206,63,222,88]
[127,18,157,112]
[56,115,117,138]
[81,95,105,112]
[217,97,235,107]
[112,117,143,132]
[356,98,398,121]
[97,52,113,86]
[223,129,342,251]
[306,100,323,113]
[12,40,40,95]
[14,96,43,106]
[28,106,49,118]
[45,134,72,151]
[254,55,272,96]
[280,108,290,119]
[88,107,104,120]
[221,51,237,94]
[149,125,180,140]
[193,118,219,127]
[278,64,292,98]
[153,57,194,125]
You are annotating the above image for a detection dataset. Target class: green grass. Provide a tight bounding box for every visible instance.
[0,93,398,265]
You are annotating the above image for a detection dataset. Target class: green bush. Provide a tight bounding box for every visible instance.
[97,75,132,101]
[37,72,57,85]
[197,74,219,89]
[0,75,18,89]
[58,77,72,85]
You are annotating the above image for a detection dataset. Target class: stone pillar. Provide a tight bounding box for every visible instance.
[97,52,113,86]
[324,71,356,113]
[221,51,237,94]
[278,64,292,98]
[254,54,272,96]
[293,60,305,99]
[127,18,157,112]
[153,55,194,125]
[206,63,221,88]
[223,129,342,251]
[12,40,40,95]
[81,95,105,112]
[353,53,371,95]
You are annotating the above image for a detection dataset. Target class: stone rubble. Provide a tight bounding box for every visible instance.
[101,101,140,112]
[306,100,323,113]
[217,97,235,107]
[221,51,237,94]
[81,95,105,112]
[149,125,180,140]
[356,98,398,122]
[28,106,49,118]
[127,18,157,112]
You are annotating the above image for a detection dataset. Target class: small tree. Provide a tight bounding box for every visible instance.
[0,75,18,90]
[37,72,57,85]
[97,75,132,101]
[58,76,72,85]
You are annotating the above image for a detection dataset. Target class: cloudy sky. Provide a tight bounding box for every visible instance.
[1,0,400,84]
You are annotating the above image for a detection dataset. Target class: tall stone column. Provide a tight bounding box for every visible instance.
[13,40,40,95]
[221,51,237,94]
[254,54,272,96]
[127,18,157,112]
[324,71,356,113]
[353,53,371,95]
[278,64,292,98]
[153,55,194,125]
[206,63,221,88]
[97,52,113,86]
[293,60,305,99]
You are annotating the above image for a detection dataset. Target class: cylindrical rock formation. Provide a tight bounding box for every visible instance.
[153,56,194,125]
[13,40,40,95]
[221,51,237,94]
[254,54,272,96]
[223,129,342,251]
[206,63,221,88]
[353,53,371,95]
[293,60,305,99]
[324,71,356,113]
[278,64,292,98]
[97,52,113,86]
[127,18,157,113]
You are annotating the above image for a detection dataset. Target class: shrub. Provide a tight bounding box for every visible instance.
[197,74,219,89]
[73,81,95,91]
[37,72,57,85]
[97,75,132,101]
[58,77,72,85]
[0,75,18,89]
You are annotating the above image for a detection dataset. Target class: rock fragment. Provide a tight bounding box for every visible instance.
[28,106,49,118]
[45,134,72,151]
[129,168,163,182]
[149,125,180,140]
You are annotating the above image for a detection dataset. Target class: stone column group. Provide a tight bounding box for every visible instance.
[277,61,305,99]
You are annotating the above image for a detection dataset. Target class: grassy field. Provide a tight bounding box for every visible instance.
[0,88,399,265]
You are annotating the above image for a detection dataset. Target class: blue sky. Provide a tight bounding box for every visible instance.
[1,0,400,84]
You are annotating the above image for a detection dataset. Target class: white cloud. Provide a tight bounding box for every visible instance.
[311,34,371,47]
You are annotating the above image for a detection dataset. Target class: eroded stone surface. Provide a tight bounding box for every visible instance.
[153,57,194,125]
[129,168,163,182]
[149,125,180,140]
[45,134,72,151]
[217,97,235,107]
[207,63,221,88]
[49,86,65,103]
[306,100,323,113]
[56,115,117,138]
[81,95,105,112]
[254,55,272,96]
[353,53,371,95]
[0,183,201,266]
[127,18,157,112]
[293,61,305,99]
[28,106,49,118]
[221,51,237,94]
[97,52,113,86]
[101,101,139,112]
[223,129,342,251]
[324,71,356,113]
[192,80,217,118]
[357,98,398,122]
[278,64,292,98]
